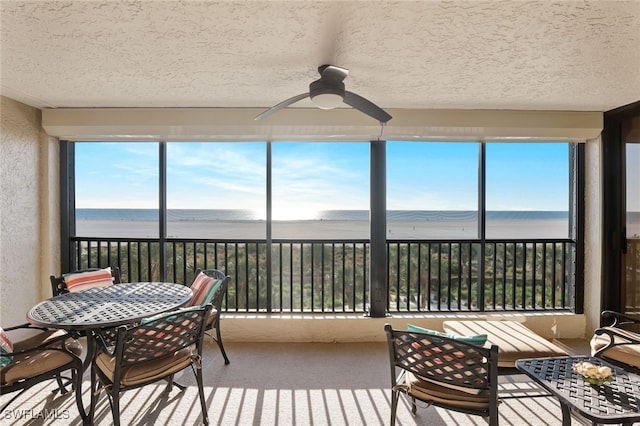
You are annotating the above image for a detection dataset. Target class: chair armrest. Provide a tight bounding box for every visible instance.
[593,326,640,357]
[92,328,118,357]
[3,325,79,357]
[601,310,640,328]
[4,323,50,333]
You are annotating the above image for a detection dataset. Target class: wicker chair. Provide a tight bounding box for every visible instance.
[0,323,86,421]
[384,323,499,426]
[591,310,640,373]
[50,267,122,296]
[191,268,231,364]
[90,304,212,426]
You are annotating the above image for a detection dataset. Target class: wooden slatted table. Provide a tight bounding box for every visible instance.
[516,356,640,426]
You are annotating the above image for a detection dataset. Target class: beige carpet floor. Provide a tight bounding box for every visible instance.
[1,340,596,425]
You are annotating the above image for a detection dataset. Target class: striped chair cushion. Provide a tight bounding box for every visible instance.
[0,327,13,367]
[64,267,114,292]
[188,272,222,307]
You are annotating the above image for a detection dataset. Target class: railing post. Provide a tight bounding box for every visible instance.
[369,140,387,317]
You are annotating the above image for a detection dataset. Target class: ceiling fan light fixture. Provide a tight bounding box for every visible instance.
[254,64,391,123]
[310,92,344,109]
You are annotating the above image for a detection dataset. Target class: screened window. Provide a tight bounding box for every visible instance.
[271,142,370,239]
[166,142,266,238]
[75,142,159,238]
[485,143,569,238]
[387,141,479,239]
[626,143,640,239]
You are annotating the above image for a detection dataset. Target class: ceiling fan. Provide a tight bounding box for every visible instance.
[254,65,392,123]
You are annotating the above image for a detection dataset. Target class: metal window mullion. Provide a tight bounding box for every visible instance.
[159,142,167,282]
[266,142,272,312]
[478,142,486,312]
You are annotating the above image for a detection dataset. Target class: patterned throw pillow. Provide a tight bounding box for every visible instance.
[64,267,114,292]
[0,327,14,367]
[188,272,222,307]
[407,324,488,346]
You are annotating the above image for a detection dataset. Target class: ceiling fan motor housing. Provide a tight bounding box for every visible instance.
[309,79,345,109]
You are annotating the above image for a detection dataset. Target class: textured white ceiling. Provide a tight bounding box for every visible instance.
[1,1,639,112]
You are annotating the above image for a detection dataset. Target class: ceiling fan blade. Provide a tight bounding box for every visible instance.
[320,65,349,82]
[254,93,309,120]
[343,91,392,123]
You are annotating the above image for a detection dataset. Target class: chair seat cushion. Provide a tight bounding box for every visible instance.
[443,320,567,367]
[96,346,194,387]
[1,350,77,386]
[1,330,82,386]
[590,327,640,369]
[405,372,490,409]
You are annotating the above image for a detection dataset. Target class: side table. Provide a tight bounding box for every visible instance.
[516,356,640,426]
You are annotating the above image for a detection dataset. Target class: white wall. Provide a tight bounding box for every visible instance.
[0,96,59,329]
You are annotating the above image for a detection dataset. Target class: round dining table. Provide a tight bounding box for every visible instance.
[26,282,193,424]
[27,281,193,330]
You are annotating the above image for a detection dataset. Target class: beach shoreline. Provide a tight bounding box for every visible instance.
[75,219,584,240]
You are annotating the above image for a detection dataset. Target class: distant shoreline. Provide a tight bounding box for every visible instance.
[75,218,589,240]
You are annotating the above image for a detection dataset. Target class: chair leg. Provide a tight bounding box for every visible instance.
[165,374,187,392]
[195,363,209,425]
[73,364,88,424]
[390,390,399,426]
[111,385,121,426]
[89,363,99,425]
[411,397,417,415]
[215,325,230,365]
[165,374,174,392]
[55,373,69,394]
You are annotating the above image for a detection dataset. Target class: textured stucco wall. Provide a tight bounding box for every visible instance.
[584,136,603,335]
[0,96,58,327]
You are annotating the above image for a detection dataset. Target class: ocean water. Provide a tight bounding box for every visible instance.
[76,208,575,222]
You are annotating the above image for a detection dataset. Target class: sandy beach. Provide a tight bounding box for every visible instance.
[76,219,579,240]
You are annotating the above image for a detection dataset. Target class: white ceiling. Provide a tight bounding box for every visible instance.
[1,1,639,113]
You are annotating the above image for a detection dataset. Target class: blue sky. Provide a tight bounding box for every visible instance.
[75,141,577,216]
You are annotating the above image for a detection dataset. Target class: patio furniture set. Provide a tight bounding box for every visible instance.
[0,267,230,425]
[2,266,639,425]
[385,315,640,425]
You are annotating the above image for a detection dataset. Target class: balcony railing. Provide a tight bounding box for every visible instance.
[70,237,575,313]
